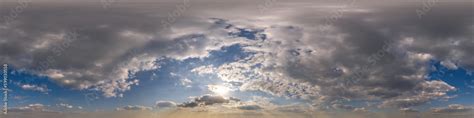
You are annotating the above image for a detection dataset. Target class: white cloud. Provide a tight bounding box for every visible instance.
[9,104,51,112]
[441,60,458,70]
[57,103,73,109]
[180,78,192,88]
[115,105,152,111]
[20,84,50,94]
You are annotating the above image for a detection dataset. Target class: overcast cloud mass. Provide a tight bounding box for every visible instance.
[0,0,473,118]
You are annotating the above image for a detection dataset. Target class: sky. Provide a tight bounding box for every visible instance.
[0,0,473,118]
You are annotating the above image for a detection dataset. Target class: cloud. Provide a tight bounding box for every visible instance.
[352,108,368,113]
[400,108,419,113]
[57,103,84,110]
[237,105,263,110]
[8,103,84,113]
[57,103,73,109]
[19,84,50,94]
[178,95,240,108]
[0,109,363,118]
[193,3,472,107]
[331,104,356,111]
[331,104,367,112]
[115,105,152,111]
[179,78,192,88]
[440,60,458,70]
[431,104,474,113]
[273,104,314,113]
[8,104,53,113]
[380,80,456,108]
[0,3,226,97]
[155,101,177,109]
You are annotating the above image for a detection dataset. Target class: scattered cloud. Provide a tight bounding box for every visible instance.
[20,84,50,94]
[8,104,53,113]
[380,80,456,108]
[115,105,152,111]
[57,103,73,109]
[432,104,473,113]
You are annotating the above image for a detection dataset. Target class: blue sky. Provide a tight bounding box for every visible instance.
[427,61,474,107]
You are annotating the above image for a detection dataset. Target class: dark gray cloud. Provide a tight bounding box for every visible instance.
[237,105,263,110]
[192,1,472,109]
[0,2,217,97]
[178,95,240,108]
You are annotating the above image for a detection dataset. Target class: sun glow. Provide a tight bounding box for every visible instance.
[208,85,231,96]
